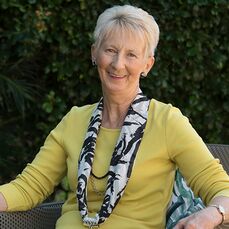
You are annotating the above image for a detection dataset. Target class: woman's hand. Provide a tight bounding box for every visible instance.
[0,192,7,211]
[174,206,223,229]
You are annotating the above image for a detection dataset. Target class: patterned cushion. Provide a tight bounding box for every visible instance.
[166,170,205,229]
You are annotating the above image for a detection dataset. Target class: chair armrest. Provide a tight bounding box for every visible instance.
[0,201,63,229]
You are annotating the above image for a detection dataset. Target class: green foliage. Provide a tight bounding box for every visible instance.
[0,0,228,190]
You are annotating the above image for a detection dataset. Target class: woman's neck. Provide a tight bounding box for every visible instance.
[101,89,138,129]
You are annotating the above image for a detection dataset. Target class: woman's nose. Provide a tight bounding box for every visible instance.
[111,54,125,70]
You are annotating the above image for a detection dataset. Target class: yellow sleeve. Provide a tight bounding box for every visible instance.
[0,109,72,211]
[165,106,229,204]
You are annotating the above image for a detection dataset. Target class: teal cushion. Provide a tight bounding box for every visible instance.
[166,170,205,229]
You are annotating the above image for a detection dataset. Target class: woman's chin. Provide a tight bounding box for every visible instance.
[103,85,128,95]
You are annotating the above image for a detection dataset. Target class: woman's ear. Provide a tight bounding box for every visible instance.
[144,56,155,75]
[91,44,96,61]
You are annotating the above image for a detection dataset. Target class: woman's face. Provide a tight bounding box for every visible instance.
[92,30,154,96]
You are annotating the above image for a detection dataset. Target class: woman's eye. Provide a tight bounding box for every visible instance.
[128,53,137,58]
[106,49,116,53]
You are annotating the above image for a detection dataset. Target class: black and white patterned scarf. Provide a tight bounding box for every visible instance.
[77,90,150,227]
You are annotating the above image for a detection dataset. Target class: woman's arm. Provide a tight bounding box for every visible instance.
[209,196,229,225]
[165,107,229,228]
[0,108,74,211]
[0,193,7,211]
[174,196,229,229]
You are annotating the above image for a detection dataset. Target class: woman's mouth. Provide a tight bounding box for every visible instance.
[109,72,126,79]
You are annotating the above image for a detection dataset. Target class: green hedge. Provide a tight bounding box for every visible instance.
[0,0,228,183]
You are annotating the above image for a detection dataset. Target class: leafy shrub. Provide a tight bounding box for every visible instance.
[0,0,228,187]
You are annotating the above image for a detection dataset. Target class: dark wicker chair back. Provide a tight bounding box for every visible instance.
[0,144,228,228]
[207,144,229,174]
[0,201,63,229]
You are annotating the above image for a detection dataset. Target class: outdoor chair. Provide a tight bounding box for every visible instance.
[0,144,228,229]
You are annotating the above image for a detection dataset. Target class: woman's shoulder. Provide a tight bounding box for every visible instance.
[59,103,97,126]
[149,98,180,114]
[68,103,97,115]
[149,98,187,123]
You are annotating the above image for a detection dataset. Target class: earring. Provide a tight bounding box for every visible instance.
[92,59,97,66]
[140,72,147,78]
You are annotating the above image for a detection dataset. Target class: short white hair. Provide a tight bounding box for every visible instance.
[93,5,160,57]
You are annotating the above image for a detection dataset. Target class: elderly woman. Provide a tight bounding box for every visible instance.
[0,5,229,229]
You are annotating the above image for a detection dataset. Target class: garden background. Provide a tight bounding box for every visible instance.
[0,0,228,199]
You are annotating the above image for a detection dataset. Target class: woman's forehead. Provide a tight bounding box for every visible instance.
[102,25,146,50]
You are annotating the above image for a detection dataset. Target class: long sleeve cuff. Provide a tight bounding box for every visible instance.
[0,183,32,212]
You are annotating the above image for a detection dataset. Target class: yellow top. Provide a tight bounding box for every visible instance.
[0,99,229,229]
